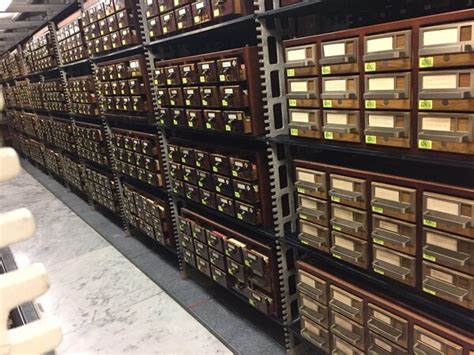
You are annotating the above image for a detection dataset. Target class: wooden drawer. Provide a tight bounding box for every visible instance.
[300,315,331,353]
[243,249,268,277]
[372,215,416,256]
[330,204,368,240]
[196,256,211,277]
[363,30,411,72]
[367,303,409,349]
[372,245,416,286]
[297,268,329,305]
[288,108,321,139]
[206,229,227,253]
[330,311,366,350]
[322,110,361,142]
[285,44,318,77]
[422,261,473,309]
[413,325,463,355]
[418,70,474,112]
[298,219,330,253]
[419,21,474,69]
[182,248,196,267]
[299,289,330,328]
[332,335,364,355]
[320,38,359,75]
[321,76,359,109]
[364,72,411,110]
[287,78,319,108]
[211,264,228,287]
[329,284,364,324]
[365,111,410,148]
[423,192,473,238]
[209,248,225,270]
[368,331,408,355]
[417,112,474,155]
[371,182,416,223]
[295,167,327,199]
[422,228,474,275]
[180,63,198,84]
[329,174,367,210]
[224,237,245,263]
[217,57,246,82]
[297,194,329,227]
[330,231,368,269]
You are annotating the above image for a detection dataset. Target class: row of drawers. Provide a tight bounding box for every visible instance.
[85,28,140,55]
[84,167,120,212]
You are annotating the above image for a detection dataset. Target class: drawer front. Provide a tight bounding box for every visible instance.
[217,57,246,82]
[413,325,463,355]
[185,183,200,202]
[300,315,330,352]
[220,86,247,108]
[216,194,235,216]
[161,12,177,34]
[191,222,207,243]
[287,78,318,98]
[418,70,474,112]
[191,0,212,25]
[368,303,409,348]
[174,6,192,30]
[235,201,261,225]
[297,267,329,304]
[422,261,473,309]
[248,289,273,315]
[225,238,245,263]
[295,167,327,199]
[330,311,366,350]
[180,63,198,84]
[171,179,185,196]
[299,290,330,328]
[165,65,181,85]
[422,228,473,275]
[298,219,330,253]
[182,166,198,185]
[214,174,233,196]
[363,30,411,72]
[200,189,216,208]
[183,87,201,107]
[180,147,195,165]
[329,174,367,210]
[171,108,186,126]
[206,230,226,252]
[322,110,361,142]
[196,256,211,277]
[329,284,364,324]
[197,60,218,83]
[183,248,196,267]
[321,76,359,109]
[320,38,359,75]
[197,170,213,191]
[203,110,223,130]
[211,265,228,287]
[297,194,329,226]
[210,154,230,175]
[371,182,416,222]
[417,112,474,155]
[227,259,245,283]
[372,245,416,286]
[331,231,368,269]
[368,331,408,355]
[423,192,474,238]
[365,111,411,148]
[229,157,257,182]
[200,86,220,107]
[195,149,210,170]
[222,111,250,134]
[288,109,321,138]
[233,180,259,203]
[372,215,416,256]
[332,335,364,355]
[185,109,203,129]
[364,73,411,110]
[209,248,226,270]
[330,204,368,240]
[179,231,194,251]
[194,239,209,260]
[243,249,268,277]
[285,44,318,77]
[419,21,474,68]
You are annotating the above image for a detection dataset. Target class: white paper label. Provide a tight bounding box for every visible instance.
[290,81,309,92]
[333,288,352,306]
[301,196,317,209]
[334,236,354,251]
[222,61,232,68]
[334,206,354,221]
[324,79,346,92]
[297,170,316,183]
[332,178,353,191]
[323,42,346,57]
[301,222,319,236]
[373,309,392,325]
[379,219,399,233]
[367,36,394,53]
[426,197,459,215]
[422,117,451,131]
[224,88,233,94]
[422,74,457,89]
[376,248,400,267]
[368,114,395,128]
[201,63,209,69]
[430,268,454,284]
[368,77,395,91]
[178,8,186,14]
[326,113,348,125]
[420,333,443,350]
[426,231,458,252]
[423,27,458,46]
[374,186,400,202]
[291,111,311,123]
[196,2,204,9]
[287,48,308,62]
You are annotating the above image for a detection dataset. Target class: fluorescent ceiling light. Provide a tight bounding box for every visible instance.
[0,12,19,19]
[0,0,13,11]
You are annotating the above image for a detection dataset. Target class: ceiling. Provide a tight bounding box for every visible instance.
[0,0,73,55]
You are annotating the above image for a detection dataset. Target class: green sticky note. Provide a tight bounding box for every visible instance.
[373,238,384,246]
[216,186,221,192]
[249,299,256,307]
[237,213,243,220]
[205,122,211,129]
[188,122,193,127]
[173,119,178,125]
[419,57,434,68]
[321,66,331,75]
[373,268,384,275]
[419,100,433,110]
[365,135,377,144]
[219,74,225,81]
[225,124,231,131]
[423,253,436,262]
[212,166,217,172]
[201,199,207,205]
[202,99,208,106]
[418,139,432,150]
[332,253,341,259]
[423,287,436,296]
[331,196,340,202]
[289,99,297,107]
[287,68,295,77]
[301,240,309,245]
[222,100,228,106]
[322,99,332,108]
[232,171,238,177]
[333,225,342,231]
[324,131,334,140]
[423,219,437,228]
[365,100,376,109]
[290,128,299,136]
[234,191,241,198]
[196,161,201,167]
[185,99,191,106]
[372,206,383,213]
[199,76,205,83]
[244,260,251,267]
[218,206,223,212]
[365,62,376,72]
[198,181,203,187]
[300,214,307,220]
[297,187,305,194]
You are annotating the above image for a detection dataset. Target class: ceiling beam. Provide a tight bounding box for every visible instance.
[0,20,45,29]
[3,4,69,13]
